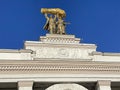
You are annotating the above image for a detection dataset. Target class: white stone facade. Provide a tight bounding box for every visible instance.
[0,34,119,62]
[0,34,120,90]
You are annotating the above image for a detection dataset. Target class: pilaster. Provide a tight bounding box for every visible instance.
[96,80,111,90]
[18,81,33,90]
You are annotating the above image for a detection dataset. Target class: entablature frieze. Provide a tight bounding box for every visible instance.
[0,60,120,74]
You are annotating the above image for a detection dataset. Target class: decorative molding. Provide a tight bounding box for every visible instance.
[0,60,120,74]
[40,34,80,44]
[0,49,33,53]
[34,47,91,59]
[25,34,96,50]
[24,34,96,59]
[24,41,96,49]
[90,51,120,56]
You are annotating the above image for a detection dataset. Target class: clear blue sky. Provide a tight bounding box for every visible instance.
[0,0,120,52]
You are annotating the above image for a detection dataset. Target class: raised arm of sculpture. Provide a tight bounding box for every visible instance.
[44,13,49,20]
[54,14,57,21]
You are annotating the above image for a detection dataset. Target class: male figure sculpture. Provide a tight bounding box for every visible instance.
[43,14,56,34]
[41,8,68,35]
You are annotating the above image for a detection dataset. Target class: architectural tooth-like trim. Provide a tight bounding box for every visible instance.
[0,60,120,74]
[24,41,96,49]
[40,34,80,44]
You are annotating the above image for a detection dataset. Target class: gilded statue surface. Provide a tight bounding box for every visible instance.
[44,14,56,34]
[41,8,69,35]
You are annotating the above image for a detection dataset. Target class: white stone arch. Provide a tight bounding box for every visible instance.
[46,83,88,90]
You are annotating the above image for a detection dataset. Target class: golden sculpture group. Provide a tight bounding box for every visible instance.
[41,8,69,35]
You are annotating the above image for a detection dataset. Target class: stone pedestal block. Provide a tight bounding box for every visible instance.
[96,80,111,90]
[24,34,96,60]
[18,81,33,90]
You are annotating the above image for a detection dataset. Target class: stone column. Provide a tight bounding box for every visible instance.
[18,81,33,90]
[96,80,111,90]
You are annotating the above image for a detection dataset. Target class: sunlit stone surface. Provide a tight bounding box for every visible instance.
[0,34,119,90]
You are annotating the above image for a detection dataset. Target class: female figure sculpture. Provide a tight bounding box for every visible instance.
[41,8,68,35]
[57,16,66,34]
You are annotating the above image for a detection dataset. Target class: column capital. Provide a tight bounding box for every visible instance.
[97,80,111,86]
[18,81,33,87]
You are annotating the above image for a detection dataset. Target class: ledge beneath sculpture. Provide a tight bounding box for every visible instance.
[24,34,96,60]
[40,34,80,44]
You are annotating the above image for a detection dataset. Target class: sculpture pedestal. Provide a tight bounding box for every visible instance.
[24,34,96,60]
[40,34,80,44]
